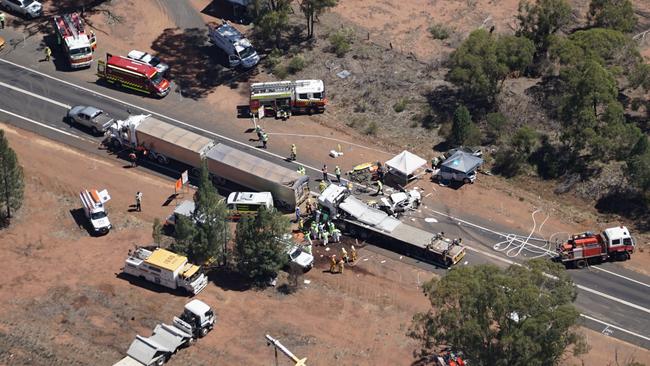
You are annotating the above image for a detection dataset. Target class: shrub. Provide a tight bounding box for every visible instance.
[429,23,451,40]
[266,48,283,68]
[329,28,354,57]
[287,55,306,74]
[393,98,408,113]
[364,121,378,135]
[486,112,508,143]
[273,64,288,79]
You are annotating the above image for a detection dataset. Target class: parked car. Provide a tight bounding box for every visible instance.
[0,0,42,19]
[127,49,169,75]
[67,106,115,135]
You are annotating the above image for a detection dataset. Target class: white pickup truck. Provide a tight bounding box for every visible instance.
[114,300,215,366]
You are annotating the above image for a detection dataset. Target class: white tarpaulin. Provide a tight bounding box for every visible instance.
[385,150,427,181]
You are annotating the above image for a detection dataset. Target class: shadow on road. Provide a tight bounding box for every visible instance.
[150,27,255,100]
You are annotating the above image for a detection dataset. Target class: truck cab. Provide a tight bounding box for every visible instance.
[173,299,216,338]
[602,226,635,259]
[208,22,259,68]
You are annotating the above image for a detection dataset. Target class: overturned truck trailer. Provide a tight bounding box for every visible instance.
[319,185,466,267]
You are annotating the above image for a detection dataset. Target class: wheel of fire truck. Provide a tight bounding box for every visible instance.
[615,251,630,261]
[575,259,587,269]
[307,107,315,115]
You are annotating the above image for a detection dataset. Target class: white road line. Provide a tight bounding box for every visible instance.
[580,314,650,342]
[0,57,326,176]
[0,81,72,109]
[0,108,86,141]
[591,266,650,288]
[576,284,650,315]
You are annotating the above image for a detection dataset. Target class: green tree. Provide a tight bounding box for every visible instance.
[172,161,229,265]
[493,126,538,177]
[300,0,338,38]
[235,207,290,285]
[254,8,290,48]
[0,129,24,225]
[517,0,572,53]
[589,0,637,33]
[449,105,481,147]
[447,29,508,104]
[496,35,535,74]
[486,112,509,144]
[409,260,586,365]
[627,150,650,194]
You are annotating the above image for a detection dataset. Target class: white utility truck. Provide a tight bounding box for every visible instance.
[122,247,208,295]
[113,300,215,366]
[79,188,112,235]
[318,185,466,267]
[208,21,259,68]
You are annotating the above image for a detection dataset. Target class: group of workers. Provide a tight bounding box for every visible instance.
[329,245,358,274]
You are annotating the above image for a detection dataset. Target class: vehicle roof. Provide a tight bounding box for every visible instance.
[185,299,211,315]
[145,248,188,271]
[603,226,631,240]
[295,80,324,94]
[227,191,273,204]
[107,55,157,78]
[136,116,215,155]
[79,106,102,116]
[128,50,150,60]
[173,200,196,217]
[215,23,243,42]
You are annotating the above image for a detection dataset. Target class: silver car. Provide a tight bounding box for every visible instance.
[127,50,170,75]
[0,0,42,19]
[67,106,115,135]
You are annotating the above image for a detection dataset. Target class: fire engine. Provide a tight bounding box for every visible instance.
[556,226,635,268]
[249,80,326,119]
[97,53,171,98]
[52,13,94,69]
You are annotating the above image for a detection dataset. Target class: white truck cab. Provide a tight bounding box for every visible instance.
[208,21,259,68]
[173,299,216,338]
[79,189,112,235]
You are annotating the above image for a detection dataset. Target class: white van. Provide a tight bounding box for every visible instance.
[226,192,273,219]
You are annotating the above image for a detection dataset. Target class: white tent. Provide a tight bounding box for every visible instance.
[385,150,427,184]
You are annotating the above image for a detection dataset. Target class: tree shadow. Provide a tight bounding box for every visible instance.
[207,267,252,292]
[200,0,253,25]
[595,190,650,231]
[150,27,255,100]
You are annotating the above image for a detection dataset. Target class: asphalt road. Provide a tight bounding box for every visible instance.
[0,30,648,350]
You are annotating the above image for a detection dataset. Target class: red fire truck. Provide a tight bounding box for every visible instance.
[249,80,327,119]
[96,53,171,98]
[52,13,94,69]
[556,226,635,268]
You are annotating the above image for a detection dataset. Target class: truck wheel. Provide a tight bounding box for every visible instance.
[200,327,209,338]
[156,155,168,165]
[616,251,630,261]
[211,175,225,186]
[155,356,165,366]
[463,178,471,184]
[575,259,587,269]
[111,138,122,149]
[91,126,99,135]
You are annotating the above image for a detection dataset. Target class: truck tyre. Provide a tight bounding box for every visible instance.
[91,126,99,135]
[575,259,587,269]
[111,138,122,149]
[200,327,209,338]
[155,356,165,366]
[211,175,226,186]
[156,155,168,165]
[616,251,630,261]
[463,178,471,184]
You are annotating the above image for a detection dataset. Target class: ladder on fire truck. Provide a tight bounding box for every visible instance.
[250,80,312,96]
[55,13,85,40]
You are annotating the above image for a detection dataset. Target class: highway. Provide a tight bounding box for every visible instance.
[0,36,649,350]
